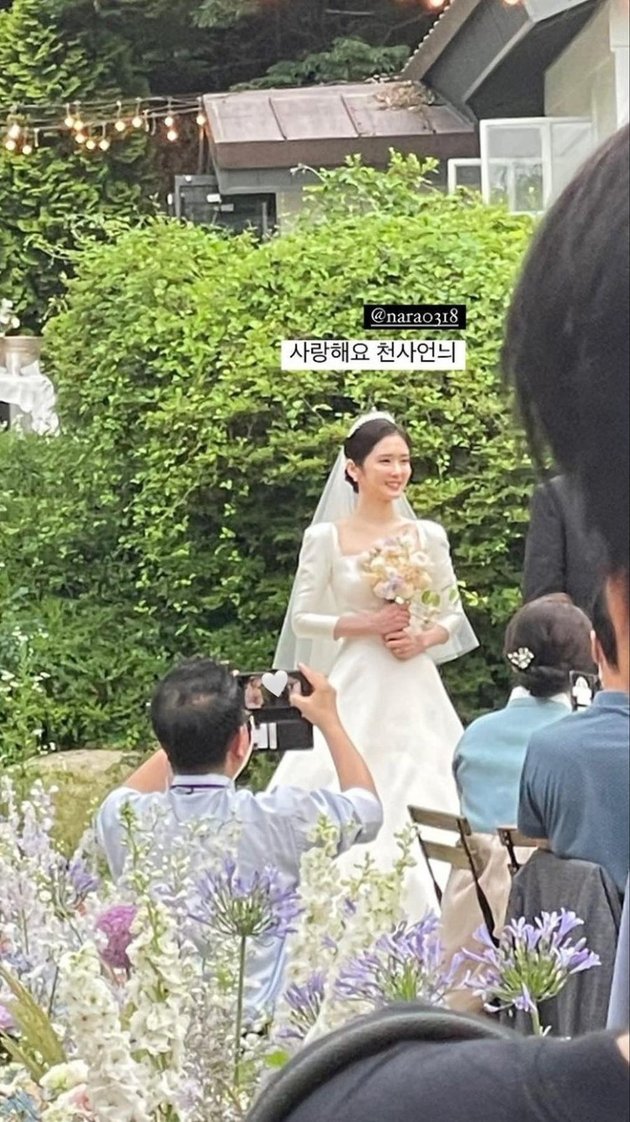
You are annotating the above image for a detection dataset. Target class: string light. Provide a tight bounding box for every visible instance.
[164,98,175,130]
[2,93,210,156]
[131,99,143,129]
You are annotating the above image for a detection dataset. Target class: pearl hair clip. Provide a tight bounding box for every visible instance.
[507,647,535,670]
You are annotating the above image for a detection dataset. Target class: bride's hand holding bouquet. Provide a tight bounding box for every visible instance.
[361,532,450,660]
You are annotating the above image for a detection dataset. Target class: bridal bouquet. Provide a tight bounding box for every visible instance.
[361,532,454,628]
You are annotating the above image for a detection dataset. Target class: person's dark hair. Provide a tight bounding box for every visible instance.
[503,125,629,579]
[590,586,618,670]
[344,419,411,492]
[503,596,594,698]
[150,657,247,774]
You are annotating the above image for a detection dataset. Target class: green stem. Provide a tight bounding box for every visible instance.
[529,1003,543,1036]
[234,936,247,1086]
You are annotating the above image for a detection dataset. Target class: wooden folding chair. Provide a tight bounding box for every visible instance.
[408,805,499,944]
[496,827,549,876]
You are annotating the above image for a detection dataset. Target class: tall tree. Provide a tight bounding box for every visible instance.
[0,0,155,330]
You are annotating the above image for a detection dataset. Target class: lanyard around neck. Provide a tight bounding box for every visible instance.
[170,782,228,793]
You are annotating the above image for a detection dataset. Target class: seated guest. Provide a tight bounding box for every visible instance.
[518,588,629,893]
[97,658,382,1016]
[453,596,593,833]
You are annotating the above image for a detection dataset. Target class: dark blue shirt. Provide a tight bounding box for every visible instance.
[518,690,630,892]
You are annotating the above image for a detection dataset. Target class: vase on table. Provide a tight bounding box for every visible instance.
[0,335,42,377]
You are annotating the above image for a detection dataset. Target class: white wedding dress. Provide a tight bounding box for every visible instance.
[271,518,477,918]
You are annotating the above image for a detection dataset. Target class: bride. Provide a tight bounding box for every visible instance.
[272,412,478,916]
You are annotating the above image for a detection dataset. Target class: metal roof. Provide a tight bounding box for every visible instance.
[401,0,599,120]
[202,82,477,171]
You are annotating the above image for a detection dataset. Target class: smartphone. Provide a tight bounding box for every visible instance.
[237,670,314,751]
[569,671,600,711]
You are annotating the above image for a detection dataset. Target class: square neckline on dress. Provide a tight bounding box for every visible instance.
[331,519,421,558]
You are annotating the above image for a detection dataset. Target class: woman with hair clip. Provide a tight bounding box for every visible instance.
[272,411,478,915]
[453,595,594,834]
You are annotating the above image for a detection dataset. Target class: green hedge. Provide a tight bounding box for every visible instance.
[0,157,536,758]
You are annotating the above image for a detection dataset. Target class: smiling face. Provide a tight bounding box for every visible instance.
[347,433,412,502]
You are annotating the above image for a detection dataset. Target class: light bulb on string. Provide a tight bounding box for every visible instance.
[64,103,75,128]
[164,98,175,129]
[131,99,143,129]
[72,102,84,133]
[75,130,87,145]
[21,137,33,155]
[166,126,179,142]
[7,122,22,140]
[4,137,17,152]
[426,0,446,8]
[85,134,96,151]
[196,98,205,127]
[113,99,126,134]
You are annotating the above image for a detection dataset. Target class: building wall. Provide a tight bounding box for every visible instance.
[545,0,628,142]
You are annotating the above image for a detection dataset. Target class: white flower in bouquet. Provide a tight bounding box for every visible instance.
[361,533,458,629]
[362,532,434,604]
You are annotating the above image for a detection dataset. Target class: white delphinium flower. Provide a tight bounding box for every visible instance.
[313,825,416,1035]
[0,779,101,1025]
[125,893,197,1117]
[271,818,345,1048]
[40,1060,94,1120]
[58,942,152,1122]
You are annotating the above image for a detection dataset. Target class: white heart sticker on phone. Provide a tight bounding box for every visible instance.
[261,670,289,698]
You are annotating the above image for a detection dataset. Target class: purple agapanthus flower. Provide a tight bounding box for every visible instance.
[96,904,138,970]
[67,857,99,903]
[280,970,327,1042]
[458,909,600,1032]
[189,857,301,940]
[335,913,454,1008]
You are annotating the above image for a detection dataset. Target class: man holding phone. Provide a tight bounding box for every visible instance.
[96,657,382,1017]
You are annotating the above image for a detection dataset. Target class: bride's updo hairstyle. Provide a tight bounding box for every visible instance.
[343,418,411,493]
[503,595,594,698]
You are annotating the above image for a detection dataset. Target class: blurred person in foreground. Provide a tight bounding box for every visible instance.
[276,125,630,1122]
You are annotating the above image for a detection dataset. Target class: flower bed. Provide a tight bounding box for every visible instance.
[0,782,598,1120]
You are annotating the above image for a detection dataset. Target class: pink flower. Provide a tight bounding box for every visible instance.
[95,904,138,970]
[0,1002,14,1032]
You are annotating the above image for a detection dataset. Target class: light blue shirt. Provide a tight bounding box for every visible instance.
[453,689,571,833]
[518,690,630,892]
[97,774,382,1017]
